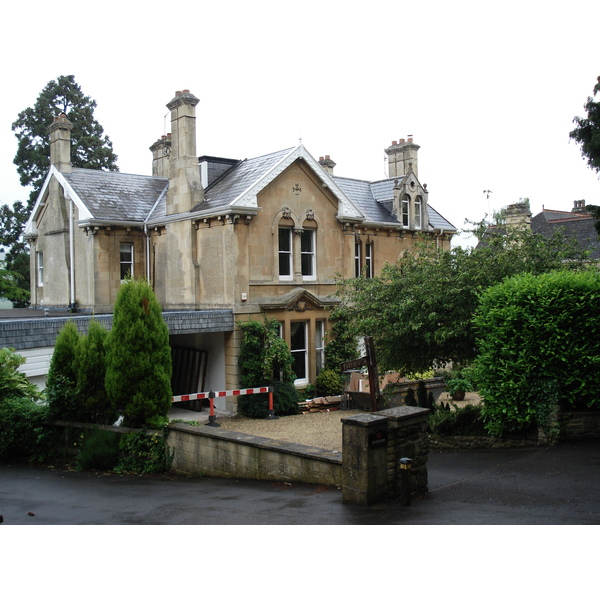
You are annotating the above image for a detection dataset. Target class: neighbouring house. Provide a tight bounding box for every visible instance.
[3,89,457,411]
[502,200,600,260]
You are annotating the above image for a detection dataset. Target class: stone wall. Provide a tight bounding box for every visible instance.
[341,406,430,505]
[167,422,342,486]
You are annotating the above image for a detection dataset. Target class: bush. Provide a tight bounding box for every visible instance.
[238,382,301,419]
[429,403,486,436]
[105,279,172,428]
[46,321,81,420]
[75,319,116,425]
[315,369,343,397]
[238,318,299,418]
[0,347,42,403]
[473,270,600,436]
[74,428,121,471]
[116,427,173,474]
[0,397,49,460]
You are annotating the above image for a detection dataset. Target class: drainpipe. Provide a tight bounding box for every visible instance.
[144,224,151,281]
[68,195,76,311]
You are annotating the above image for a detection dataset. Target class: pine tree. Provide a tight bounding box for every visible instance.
[105,279,172,428]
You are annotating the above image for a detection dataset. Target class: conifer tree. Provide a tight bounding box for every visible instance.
[75,319,116,424]
[46,320,81,420]
[105,279,172,427]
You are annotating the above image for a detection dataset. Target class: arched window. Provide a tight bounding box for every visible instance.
[402,195,410,227]
[415,196,422,229]
[301,219,317,281]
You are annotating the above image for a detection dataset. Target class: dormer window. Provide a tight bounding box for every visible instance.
[415,196,422,229]
[402,195,410,227]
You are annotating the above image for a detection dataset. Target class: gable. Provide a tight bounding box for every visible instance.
[198,145,364,222]
[258,288,338,311]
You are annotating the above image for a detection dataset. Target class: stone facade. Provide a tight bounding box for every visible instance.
[20,89,457,398]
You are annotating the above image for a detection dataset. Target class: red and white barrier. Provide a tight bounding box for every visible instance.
[171,387,271,403]
[172,386,277,424]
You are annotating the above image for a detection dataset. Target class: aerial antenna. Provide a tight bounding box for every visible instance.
[483,189,492,216]
[164,112,169,136]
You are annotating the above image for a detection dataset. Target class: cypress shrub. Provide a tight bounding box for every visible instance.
[105,279,172,428]
[75,319,116,425]
[473,270,600,436]
[46,321,81,420]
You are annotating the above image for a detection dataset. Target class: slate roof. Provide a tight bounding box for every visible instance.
[332,176,456,230]
[202,148,294,211]
[64,168,168,222]
[532,210,600,259]
[47,147,456,232]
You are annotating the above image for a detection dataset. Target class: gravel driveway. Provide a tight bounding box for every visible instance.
[216,409,361,452]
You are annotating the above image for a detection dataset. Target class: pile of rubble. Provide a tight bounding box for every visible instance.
[299,396,342,413]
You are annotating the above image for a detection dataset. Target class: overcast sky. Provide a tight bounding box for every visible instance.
[1,0,599,248]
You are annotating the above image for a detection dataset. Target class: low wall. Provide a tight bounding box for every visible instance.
[167,422,342,486]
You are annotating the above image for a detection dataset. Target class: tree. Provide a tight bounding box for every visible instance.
[5,76,119,305]
[46,321,81,420]
[570,75,600,175]
[105,279,172,428]
[335,225,591,375]
[0,202,30,306]
[75,319,116,425]
[12,75,119,210]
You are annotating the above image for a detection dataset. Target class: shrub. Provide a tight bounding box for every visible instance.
[0,397,49,460]
[238,318,299,418]
[0,347,42,403]
[473,270,600,436]
[116,427,173,474]
[429,403,486,436]
[74,428,121,471]
[75,319,116,425]
[315,369,344,397]
[46,321,81,420]
[105,279,172,428]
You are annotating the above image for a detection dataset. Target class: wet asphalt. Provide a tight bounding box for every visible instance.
[1,438,599,525]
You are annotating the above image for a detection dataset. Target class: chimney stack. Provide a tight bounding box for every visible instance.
[47,113,73,174]
[149,133,172,178]
[385,136,420,179]
[319,155,336,175]
[165,90,203,215]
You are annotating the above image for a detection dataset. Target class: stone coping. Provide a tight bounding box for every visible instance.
[168,421,342,464]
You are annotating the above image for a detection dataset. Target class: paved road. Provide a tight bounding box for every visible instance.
[1,438,599,525]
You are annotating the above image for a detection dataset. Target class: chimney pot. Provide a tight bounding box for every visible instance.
[399,138,405,144]
[392,140,397,146]
[319,156,324,161]
[325,155,330,160]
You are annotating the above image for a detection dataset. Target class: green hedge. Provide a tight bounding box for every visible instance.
[473,270,600,436]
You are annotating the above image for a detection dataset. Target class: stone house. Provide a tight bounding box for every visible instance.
[503,200,600,260]
[19,89,456,409]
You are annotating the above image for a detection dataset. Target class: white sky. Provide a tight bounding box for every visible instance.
[1,0,599,248]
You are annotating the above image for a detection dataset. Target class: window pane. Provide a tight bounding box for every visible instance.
[120,243,133,280]
[279,227,291,252]
[300,230,314,277]
[278,228,292,277]
[290,322,307,380]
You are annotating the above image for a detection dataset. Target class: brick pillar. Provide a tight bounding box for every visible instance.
[341,413,389,505]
